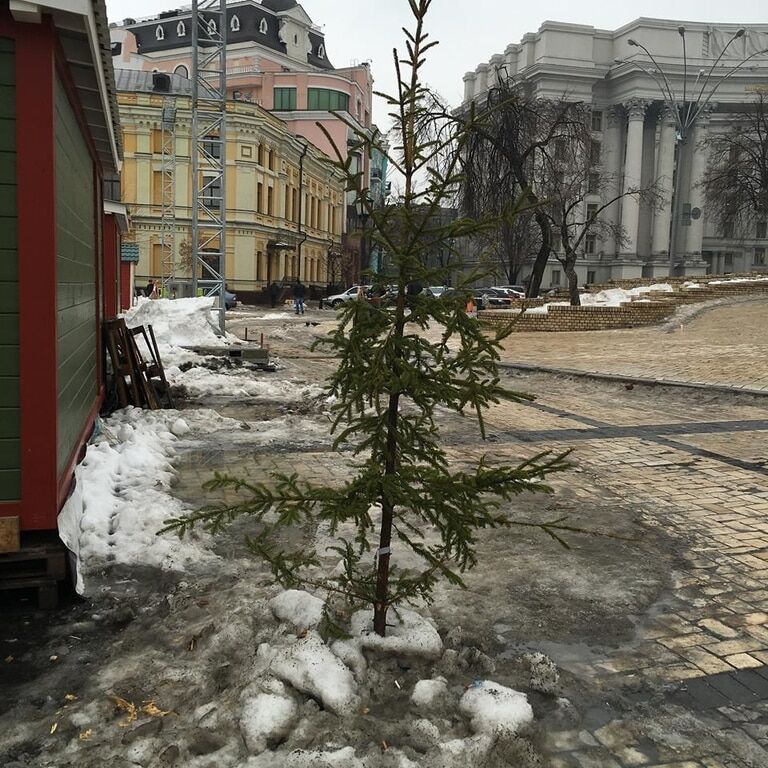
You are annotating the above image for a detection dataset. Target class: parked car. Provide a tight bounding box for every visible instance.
[224,289,237,310]
[497,285,526,298]
[326,285,371,308]
[474,287,513,309]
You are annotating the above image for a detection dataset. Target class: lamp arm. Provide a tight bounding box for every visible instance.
[633,41,680,116]
[691,48,768,125]
[691,31,750,125]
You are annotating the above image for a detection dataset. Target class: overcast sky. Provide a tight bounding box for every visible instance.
[106,0,767,123]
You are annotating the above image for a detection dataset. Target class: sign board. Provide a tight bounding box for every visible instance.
[0,516,20,553]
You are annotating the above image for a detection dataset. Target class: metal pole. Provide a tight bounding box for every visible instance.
[669,130,686,276]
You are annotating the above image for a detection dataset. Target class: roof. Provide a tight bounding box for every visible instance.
[114,68,192,96]
[26,0,123,172]
[261,0,298,10]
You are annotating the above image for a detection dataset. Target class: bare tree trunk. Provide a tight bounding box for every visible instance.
[527,210,551,298]
[564,256,581,306]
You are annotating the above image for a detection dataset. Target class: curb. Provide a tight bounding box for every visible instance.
[499,362,768,399]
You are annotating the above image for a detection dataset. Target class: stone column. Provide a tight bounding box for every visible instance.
[601,106,623,257]
[685,107,713,260]
[651,106,678,256]
[475,64,489,98]
[462,72,477,103]
[619,99,649,257]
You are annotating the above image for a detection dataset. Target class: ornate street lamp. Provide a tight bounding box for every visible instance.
[618,27,767,274]
[355,194,371,278]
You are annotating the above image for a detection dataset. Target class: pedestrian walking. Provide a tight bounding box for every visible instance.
[293,280,306,315]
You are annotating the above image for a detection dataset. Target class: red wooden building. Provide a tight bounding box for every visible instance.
[0,0,124,547]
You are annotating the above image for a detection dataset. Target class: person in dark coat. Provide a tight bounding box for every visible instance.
[145,279,155,298]
[293,280,306,315]
[269,281,280,308]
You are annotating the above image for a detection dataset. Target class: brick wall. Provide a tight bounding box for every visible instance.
[479,276,768,332]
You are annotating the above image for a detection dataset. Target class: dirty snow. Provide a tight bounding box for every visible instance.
[350,608,443,659]
[269,590,326,630]
[459,680,534,735]
[57,407,216,594]
[411,677,449,708]
[241,691,299,754]
[264,633,360,716]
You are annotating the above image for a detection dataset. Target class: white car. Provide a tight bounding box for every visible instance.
[326,286,371,308]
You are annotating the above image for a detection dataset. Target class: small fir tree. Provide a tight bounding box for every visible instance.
[163,0,570,636]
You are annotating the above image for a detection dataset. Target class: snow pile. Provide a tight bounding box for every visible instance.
[124,296,236,348]
[350,608,444,660]
[525,283,673,314]
[166,364,324,401]
[709,276,768,285]
[269,590,325,630]
[683,281,704,289]
[265,633,360,716]
[244,746,368,767]
[57,408,215,593]
[411,677,449,709]
[241,690,298,754]
[459,681,534,735]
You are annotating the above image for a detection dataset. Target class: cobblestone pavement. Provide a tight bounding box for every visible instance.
[174,307,768,766]
[498,299,768,392]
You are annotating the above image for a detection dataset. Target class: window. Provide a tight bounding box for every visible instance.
[202,135,221,159]
[722,219,733,238]
[174,64,189,78]
[755,247,766,265]
[551,232,562,252]
[587,172,599,194]
[585,234,597,255]
[257,182,264,213]
[230,14,240,32]
[591,110,603,132]
[176,21,185,37]
[307,88,350,112]
[586,203,598,222]
[267,186,274,216]
[589,140,601,166]
[202,175,221,211]
[294,34,298,45]
[551,269,561,286]
[258,144,265,166]
[587,270,596,284]
[259,18,268,34]
[757,221,767,239]
[318,43,325,59]
[273,87,297,111]
[155,25,164,40]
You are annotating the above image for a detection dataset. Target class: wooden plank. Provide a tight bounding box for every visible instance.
[0,515,19,553]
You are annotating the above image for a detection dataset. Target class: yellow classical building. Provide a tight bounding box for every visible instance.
[115,69,346,301]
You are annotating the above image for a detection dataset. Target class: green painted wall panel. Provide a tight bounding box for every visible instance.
[0,37,18,503]
[55,75,96,474]
[0,469,20,501]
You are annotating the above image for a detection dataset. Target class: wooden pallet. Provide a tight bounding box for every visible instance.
[0,539,67,609]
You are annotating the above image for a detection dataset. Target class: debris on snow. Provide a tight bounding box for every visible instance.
[241,692,299,754]
[410,678,448,709]
[350,608,443,660]
[269,590,325,631]
[523,652,560,695]
[266,632,360,716]
[459,680,534,736]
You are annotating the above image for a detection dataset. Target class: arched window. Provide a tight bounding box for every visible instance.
[155,25,164,41]
[259,18,268,35]
[230,15,240,32]
[318,43,325,59]
[174,64,189,78]
[207,18,217,35]
[176,20,185,37]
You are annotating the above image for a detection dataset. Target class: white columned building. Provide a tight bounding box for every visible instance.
[461,18,768,285]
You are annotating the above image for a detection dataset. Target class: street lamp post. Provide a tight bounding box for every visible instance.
[355,195,371,280]
[619,28,767,275]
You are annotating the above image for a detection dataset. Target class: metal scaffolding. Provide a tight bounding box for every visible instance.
[191,0,227,331]
[159,98,177,294]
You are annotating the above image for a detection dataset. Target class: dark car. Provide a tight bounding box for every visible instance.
[473,287,513,309]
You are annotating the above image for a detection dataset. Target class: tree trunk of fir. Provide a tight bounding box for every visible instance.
[565,258,581,306]
[373,290,406,637]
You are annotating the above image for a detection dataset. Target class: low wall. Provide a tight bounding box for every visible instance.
[480,277,768,332]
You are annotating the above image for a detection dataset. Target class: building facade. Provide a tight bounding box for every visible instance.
[111,0,376,283]
[116,69,346,300]
[462,18,768,285]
